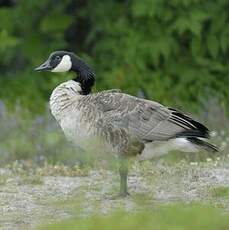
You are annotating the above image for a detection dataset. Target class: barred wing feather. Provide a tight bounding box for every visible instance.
[93,92,209,142]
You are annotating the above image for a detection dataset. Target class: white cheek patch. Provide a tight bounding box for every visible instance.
[52,55,72,72]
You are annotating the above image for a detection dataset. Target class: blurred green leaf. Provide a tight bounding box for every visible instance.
[207,35,219,59]
[0,30,19,52]
[40,12,72,33]
[0,0,228,113]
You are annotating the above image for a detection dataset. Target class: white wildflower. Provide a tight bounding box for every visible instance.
[206,158,212,162]
[220,141,227,150]
[211,131,217,137]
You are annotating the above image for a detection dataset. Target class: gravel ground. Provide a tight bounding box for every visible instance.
[0,162,229,230]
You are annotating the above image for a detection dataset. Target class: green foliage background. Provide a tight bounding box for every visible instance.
[0,0,228,113]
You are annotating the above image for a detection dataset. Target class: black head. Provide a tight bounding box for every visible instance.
[35,51,76,72]
[35,51,96,95]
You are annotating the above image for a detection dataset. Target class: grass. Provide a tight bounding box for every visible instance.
[211,187,229,198]
[39,204,229,230]
[0,174,8,185]
[38,164,89,177]
[1,159,229,229]
[18,174,44,185]
[0,162,88,187]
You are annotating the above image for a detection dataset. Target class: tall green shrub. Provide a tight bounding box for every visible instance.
[0,0,228,113]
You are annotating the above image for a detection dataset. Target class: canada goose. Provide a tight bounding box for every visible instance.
[35,51,218,197]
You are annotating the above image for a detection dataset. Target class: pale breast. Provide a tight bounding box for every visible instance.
[49,81,138,156]
[59,108,94,144]
[49,80,97,146]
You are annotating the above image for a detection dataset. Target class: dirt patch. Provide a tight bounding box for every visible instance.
[0,162,229,230]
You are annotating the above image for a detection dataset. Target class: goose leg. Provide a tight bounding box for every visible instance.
[119,157,129,197]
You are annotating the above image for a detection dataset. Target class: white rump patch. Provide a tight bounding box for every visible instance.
[52,55,72,72]
[138,138,199,161]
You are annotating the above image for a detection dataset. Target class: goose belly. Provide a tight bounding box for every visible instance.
[58,113,117,155]
[59,112,94,145]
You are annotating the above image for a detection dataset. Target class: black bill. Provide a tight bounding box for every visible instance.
[34,59,52,71]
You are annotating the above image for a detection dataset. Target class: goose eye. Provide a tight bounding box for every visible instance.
[56,56,61,60]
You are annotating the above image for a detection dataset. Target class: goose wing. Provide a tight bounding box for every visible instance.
[94,92,209,141]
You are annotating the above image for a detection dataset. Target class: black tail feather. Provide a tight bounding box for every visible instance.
[175,130,209,139]
[187,137,219,153]
[169,108,210,139]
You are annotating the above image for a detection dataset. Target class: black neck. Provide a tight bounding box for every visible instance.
[73,72,95,95]
[72,58,95,95]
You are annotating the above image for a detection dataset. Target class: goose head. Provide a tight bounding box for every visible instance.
[35,51,95,95]
[34,51,93,74]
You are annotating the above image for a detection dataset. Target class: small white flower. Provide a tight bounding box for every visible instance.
[220,141,227,150]
[206,158,212,162]
[211,131,217,137]
[190,162,198,166]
